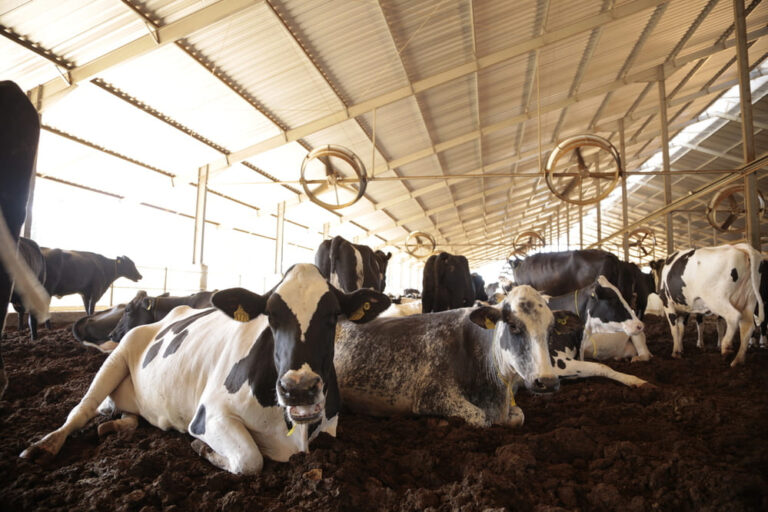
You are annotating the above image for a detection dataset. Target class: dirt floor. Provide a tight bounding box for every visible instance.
[1,315,767,512]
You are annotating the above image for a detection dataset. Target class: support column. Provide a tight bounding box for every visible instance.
[556,207,561,251]
[275,201,285,276]
[618,119,629,261]
[579,204,584,250]
[322,222,330,240]
[658,71,674,255]
[566,203,570,250]
[733,0,761,250]
[193,164,209,290]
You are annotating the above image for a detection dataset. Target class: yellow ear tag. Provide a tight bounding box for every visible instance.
[348,301,371,321]
[286,424,295,436]
[233,305,250,322]
[558,317,567,325]
[484,318,496,330]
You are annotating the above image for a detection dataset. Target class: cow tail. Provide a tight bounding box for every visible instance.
[0,209,50,322]
[747,245,764,325]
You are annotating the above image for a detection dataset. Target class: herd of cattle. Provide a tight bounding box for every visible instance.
[1,80,766,475]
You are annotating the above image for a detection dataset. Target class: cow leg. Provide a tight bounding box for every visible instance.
[666,312,685,358]
[629,332,652,362]
[20,348,131,462]
[98,413,139,436]
[190,415,264,475]
[731,313,757,367]
[716,317,726,349]
[29,314,38,341]
[554,358,648,388]
[415,389,488,427]
[695,314,705,349]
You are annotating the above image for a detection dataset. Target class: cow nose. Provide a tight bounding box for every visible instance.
[278,370,322,405]
[532,376,560,394]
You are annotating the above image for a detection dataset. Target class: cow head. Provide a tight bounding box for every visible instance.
[116,255,143,282]
[109,290,154,342]
[212,264,390,425]
[469,285,559,394]
[373,250,392,291]
[583,276,644,336]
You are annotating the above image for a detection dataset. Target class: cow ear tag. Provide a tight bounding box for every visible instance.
[557,317,567,325]
[233,305,250,322]
[484,317,496,330]
[286,424,295,437]
[348,301,371,321]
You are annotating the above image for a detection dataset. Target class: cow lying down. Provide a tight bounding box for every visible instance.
[334,285,648,428]
[21,264,390,474]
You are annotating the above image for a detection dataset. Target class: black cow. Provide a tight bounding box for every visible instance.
[471,272,488,302]
[422,252,475,313]
[42,248,143,315]
[512,250,652,319]
[71,303,127,351]
[108,289,215,343]
[10,237,47,340]
[0,81,46,398]
[314,236,391,292]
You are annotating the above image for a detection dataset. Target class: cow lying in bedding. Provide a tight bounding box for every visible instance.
[21,264,390,474]
[334,285,649,428]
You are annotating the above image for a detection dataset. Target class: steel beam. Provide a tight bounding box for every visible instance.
[193,165,209,265]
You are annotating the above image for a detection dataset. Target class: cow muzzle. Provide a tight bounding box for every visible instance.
[528,375,560,394]
[277,369,324,424]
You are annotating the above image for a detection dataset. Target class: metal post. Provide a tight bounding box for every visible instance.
[556,207,561,251]
[163,267,168,293]
[687,213,693,248]
[733,0,761,249]
[619,119,629,261]
[658,70,674,255]
[322,222,330,240]
[713,227,718,246]
[192,164,209,265]
[579,204,584,250]
[275,201,285,276]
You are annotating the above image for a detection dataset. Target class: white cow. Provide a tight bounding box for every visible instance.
[657,243,764,366]
[21,264,389,474]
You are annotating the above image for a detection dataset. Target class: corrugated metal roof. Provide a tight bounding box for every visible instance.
[1,0,766,273]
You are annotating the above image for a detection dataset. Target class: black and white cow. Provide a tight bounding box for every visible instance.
[334,285,648,427]
[545,275,651,362]
[422,252,475,313]
[71,303,128,351]
[10,237,47,340]
[21,264,390,474]
[107,289,215,345]
[0,81,49,398]
[42,248,143,316]
[314,236,391,293]
[657,244,764,366]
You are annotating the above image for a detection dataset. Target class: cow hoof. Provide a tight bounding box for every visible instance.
[97,421,116,437]
[671,352,683,359]
[19,443,55,464]
[638,382,656,389]
[631,354,652,363]
[729,358,745,368]
[191,439,211,457]
[506,406,525,428]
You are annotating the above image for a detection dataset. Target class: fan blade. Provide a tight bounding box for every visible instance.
[561,176,581,197]
[575,147,587,171]
[721,213,738,230]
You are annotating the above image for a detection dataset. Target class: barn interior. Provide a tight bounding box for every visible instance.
[1,0,766,307]
[2,1,768,510]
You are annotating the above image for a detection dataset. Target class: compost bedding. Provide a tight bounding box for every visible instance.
[1,315,767,512]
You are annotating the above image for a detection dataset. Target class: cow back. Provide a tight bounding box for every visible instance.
[513,250,622,297]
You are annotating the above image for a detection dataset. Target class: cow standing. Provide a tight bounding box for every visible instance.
[422,252,475,313]
[42,249,143,315]
[21,264,390,474]
[334,286,648,428]
[0,81,49,399]
[314,236,391,292]
[10,237,47,340]
[657,244,764,366]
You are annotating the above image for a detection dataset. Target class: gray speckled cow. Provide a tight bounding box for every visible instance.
[335,285,649,428]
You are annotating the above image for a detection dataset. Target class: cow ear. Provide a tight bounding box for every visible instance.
[552,310,580,331]
[337,288,391,323]
[469,306,502,330]
[212,288,266,322]
[385,252,392,261]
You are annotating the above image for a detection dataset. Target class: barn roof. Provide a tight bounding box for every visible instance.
[2,0,767,274]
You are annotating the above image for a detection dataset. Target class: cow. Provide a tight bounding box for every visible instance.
[20,264,390,474]
[379,299,422,318]
[545,275,651,362]
[334,285,648,428]
[0,81,49,399]
[42,248,143,315]
[511,250,653,319]
[656,244,764,366]
[10,237,47,340]
[71,303,128,352]
[422,252,475,313]
[314,236,391,293]
[471,272,488,302]
[107,289,215,344]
